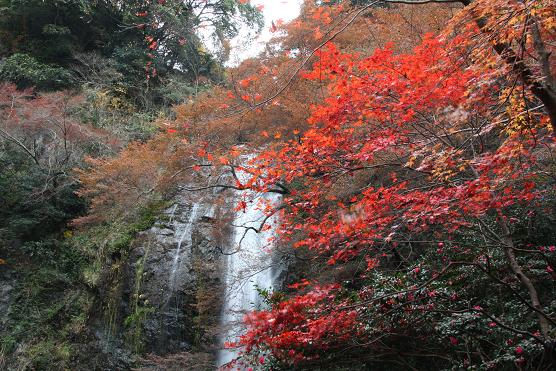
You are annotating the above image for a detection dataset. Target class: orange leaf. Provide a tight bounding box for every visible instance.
[239,78,251,88]
[230,147,241,158]
[235,200,247,211]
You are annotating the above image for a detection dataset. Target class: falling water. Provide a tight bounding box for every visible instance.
[168,203,200,293]
[217,167,282,367]
[160,203,200,351]
[167,204,178,224]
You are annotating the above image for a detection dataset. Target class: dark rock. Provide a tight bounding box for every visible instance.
[87,189,234,368]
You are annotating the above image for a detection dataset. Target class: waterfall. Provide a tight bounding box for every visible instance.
[160,202,200,351]
[168,203,200,295]
[217,167,282,367]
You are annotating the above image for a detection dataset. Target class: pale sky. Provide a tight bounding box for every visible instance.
[228,0,303,65]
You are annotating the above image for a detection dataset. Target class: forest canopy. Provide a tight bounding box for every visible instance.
[1,0,555,370]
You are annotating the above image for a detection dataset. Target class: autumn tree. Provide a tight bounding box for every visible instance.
[0,84,114,250]
[74,134,184,226]
[159,0,456,155]
[0,0,264,113]
[201,0,556,369]
[65,0,556,369]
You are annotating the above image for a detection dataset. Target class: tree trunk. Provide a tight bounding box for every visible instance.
[497,214,554,365]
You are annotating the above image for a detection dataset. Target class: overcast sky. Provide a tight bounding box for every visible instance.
[228,0,303,65]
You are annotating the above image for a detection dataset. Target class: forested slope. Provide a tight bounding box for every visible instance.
[1,0,555,370]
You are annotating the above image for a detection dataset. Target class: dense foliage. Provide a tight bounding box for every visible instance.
[69,0,556,369]
[0,0,262,104]
[2,0,556,370]
[217,1,556,369]
[0,84,114,245]
[0,2,262,369]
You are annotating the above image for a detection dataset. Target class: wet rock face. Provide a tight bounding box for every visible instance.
[120,191,232,356]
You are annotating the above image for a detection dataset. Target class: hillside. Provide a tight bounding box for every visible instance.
[1,0,556,370]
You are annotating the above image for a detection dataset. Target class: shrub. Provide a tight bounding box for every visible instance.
[0,53,73,90]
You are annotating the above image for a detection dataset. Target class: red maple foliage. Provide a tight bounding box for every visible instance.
[224,0,556,368]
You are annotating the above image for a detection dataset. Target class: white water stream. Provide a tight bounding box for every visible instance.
[217,171,282,367]
[168,203,200,294]
[159,202,201,351]
[168,204,199,295]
